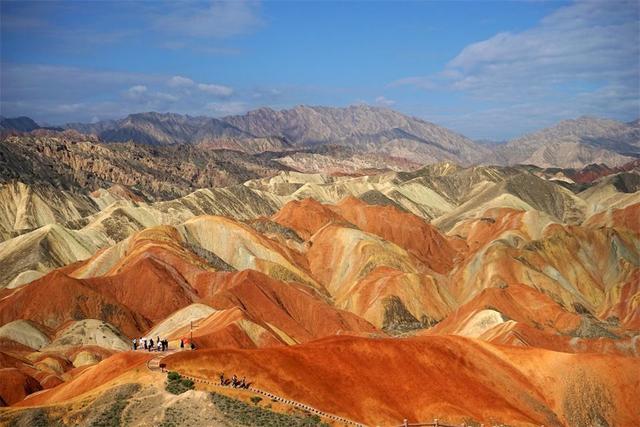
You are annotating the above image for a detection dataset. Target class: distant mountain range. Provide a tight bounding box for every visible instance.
[61,105,486,165]
[0,116,62,132]
[491,116,640,168]
[222,105,484,164]
[2,106,639,168]
[64,112,289,154]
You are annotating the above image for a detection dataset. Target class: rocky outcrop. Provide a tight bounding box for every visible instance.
[0,133,291,200]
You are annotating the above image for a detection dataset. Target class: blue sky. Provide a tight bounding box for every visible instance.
[1,0,638,139]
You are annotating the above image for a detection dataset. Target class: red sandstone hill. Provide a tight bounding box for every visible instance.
[13,351,153,407]
[0,224,377,348]
[583,202,640,234]
[273,197,460,274]
[271,198,348,239]
[562,159,640,184]
[0,222,381,405]
[331,196,459,274]
[431,284,581,336]
[163,334,640,426]
[0,368,42,406]
[0,271,151,338]
[424,284,639,356]
[194,269,376,345]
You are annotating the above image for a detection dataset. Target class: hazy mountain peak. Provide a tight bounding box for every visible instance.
[487,115,640,168]
[536,117,637,144]
[220,104,487,164]
[0,116,41,132]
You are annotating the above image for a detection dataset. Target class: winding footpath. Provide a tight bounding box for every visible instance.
[146,349,365,427]
[146,349,176,371]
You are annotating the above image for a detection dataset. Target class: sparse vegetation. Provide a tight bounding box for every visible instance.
[89,397,128,427]
[85,383,141,427]
[358,190,408,211]
[269,264,311,286]
[250,396,263,405]
[210,392,329,426]
[158,407,182,427]
[569,316,619,339]
[605,315,620,326]
[563,371,614,427]
[184,242,236,271]
[6,408,59,427]
[572,302,592,316]
[382,295,424,333]
[247,219,305,243]
[100,303,118,319]
[165,371,196,395]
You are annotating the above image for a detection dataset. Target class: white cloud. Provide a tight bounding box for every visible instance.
[156,1,263,39]
[125,85,148,98]
[166,75,233,96]
[251,87,283,100]
[444,2,639,100]
[127,85,147,95]
[1,64,158,93]
[395,1,639,99]
[122,85,179,107]
[167,76,195,87]
[0,63,265,124]
[390,0,640,138]
[374,96,396,106]
[197,83,233,97]
[154,92,179,102]
[2,6,137,50]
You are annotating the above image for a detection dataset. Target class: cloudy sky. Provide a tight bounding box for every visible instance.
[1,0,638,139]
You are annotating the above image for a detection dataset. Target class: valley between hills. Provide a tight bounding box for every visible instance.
[0,108,639,426]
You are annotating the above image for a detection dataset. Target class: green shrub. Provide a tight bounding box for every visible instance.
[165,372,195,395]
[250,396,263,405]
